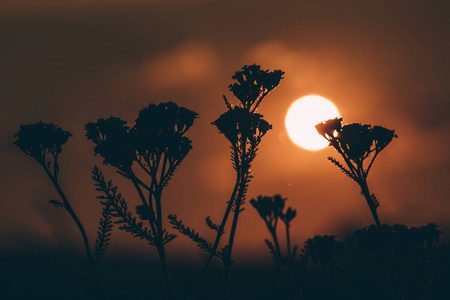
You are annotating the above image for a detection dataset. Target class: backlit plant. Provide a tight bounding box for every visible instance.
[315,118,397,229]
[14,122,111,299]
[250,194,298,270]
[87,102,198,300]
[169,64,284,298]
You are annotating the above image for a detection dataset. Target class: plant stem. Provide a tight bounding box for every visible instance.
[42,165,107,299]
[222,167,249,300]
[154,189,174,300]
[359,180,382,230]
[285,224,291,260]
[267,226,282,264]
[188,173,240,297]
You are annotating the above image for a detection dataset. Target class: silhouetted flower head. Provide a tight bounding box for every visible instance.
[302,235,341,269]
[250,194,287,221]
[372,125,397,152]
[131,102,198,161]
[212,107,271,147]
[338,123,373,160]
[229,64,284,111]
[85,117,135,169]
[14,122,72,163]
[316,118,397,162]
[281,207,297,225]
[86,102,198,175]
[315,117,342,140]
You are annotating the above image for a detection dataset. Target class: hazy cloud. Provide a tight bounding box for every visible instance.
[140,40,219,92]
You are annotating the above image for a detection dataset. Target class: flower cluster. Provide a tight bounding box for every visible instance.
[212,107,271,149]
[212,65,283,170]
[132,102,198,170]
[229,64,284,112]
[316,117,397,229]
[251,195,297,228]
[316,117,397,164]
[250,195,298,269]
[85,102,198,180]
[14,122,72,167]
[85,117,135,170]
[302,235,341,270]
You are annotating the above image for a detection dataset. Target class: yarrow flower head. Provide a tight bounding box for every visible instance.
[14,122,72,164]
[85,117,135,170]
[85,102,198,178]
[250,194,296,227]
[212,107,272,147]
[228,64,284,112]
[315,117,342,140]
[315,118,397,229]
[315,118,397,163]
[131,102,198,162]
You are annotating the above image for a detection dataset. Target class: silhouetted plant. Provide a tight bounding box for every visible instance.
[250,195,298,270]
[315,118,397,229]
[87,102,198,300]
[14,122,111,299]
[302,235,342,271]
[170,64,284,299]
[250,195,300,298]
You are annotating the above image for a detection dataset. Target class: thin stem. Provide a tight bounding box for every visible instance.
[41,164,107,299]
[130,177,158,237]
[136,155,152,177]
[364,151,380,180]
[269,226,282,263]
[359,179,382,230]
[154,188,174,300]
[334,145,359,180]
[222,167,249,299]
[262,217,282,263]
[285,223,291,260]
[188,173,240,298]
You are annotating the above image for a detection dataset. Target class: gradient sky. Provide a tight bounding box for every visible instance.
[1,0,449,263]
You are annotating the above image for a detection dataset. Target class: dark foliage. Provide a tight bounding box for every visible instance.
[168,214,213,254]
[95,203,114,265]
[92,166,156,245]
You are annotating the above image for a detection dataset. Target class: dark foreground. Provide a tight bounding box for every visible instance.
[2,241,450,300]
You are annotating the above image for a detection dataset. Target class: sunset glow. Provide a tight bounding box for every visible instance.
[285,95,340,151]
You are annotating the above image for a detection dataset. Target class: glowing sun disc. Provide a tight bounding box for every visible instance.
[285,95,340,151]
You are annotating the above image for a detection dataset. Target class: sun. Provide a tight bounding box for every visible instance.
[285,95,340,151]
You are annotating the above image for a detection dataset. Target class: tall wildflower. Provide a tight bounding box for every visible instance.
[316,118,397,229]
[14,122,110,299]
[169,64,284,298]
[87,102,198,300]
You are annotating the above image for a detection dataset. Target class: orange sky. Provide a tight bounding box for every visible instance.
[1,0,449,263]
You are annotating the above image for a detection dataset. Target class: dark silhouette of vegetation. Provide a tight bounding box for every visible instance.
[315,118,397,229]
[14,122,110,299]
[87,102,198,300]
[250,195,300,298]
[170,64,284,299]
[250,195,297,272]
[13,65,446,300]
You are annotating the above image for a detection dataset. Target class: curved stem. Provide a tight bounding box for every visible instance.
[42,164,107,299]
[188,172,240,298]
[269,227,282,263]
[222,167,249,300]
[365,151,380,180]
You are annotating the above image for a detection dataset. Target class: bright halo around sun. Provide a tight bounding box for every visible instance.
[285,95,340,151]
